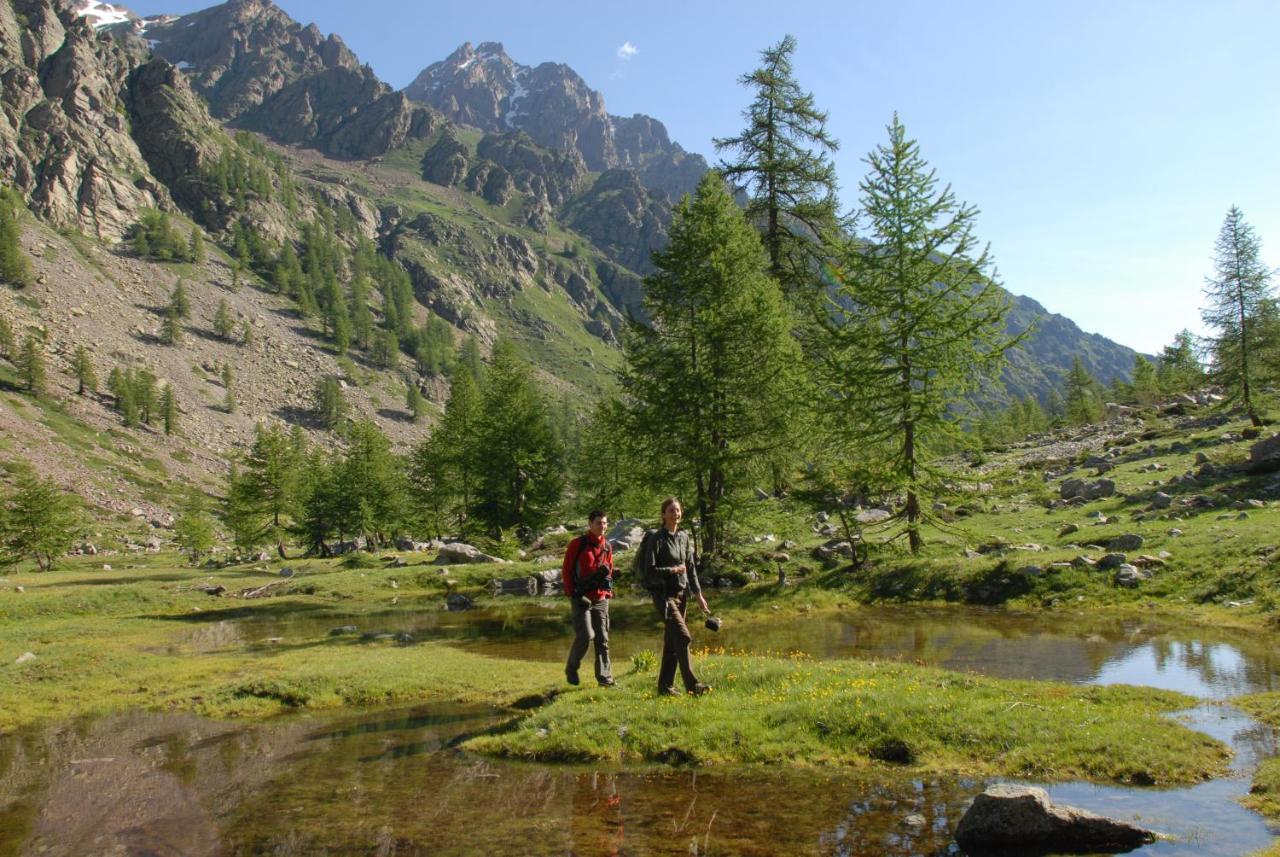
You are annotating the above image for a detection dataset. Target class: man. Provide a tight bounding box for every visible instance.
[642,497,711,696]
[562,510,615,687]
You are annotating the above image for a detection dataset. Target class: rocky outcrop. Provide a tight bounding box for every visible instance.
[1,0,169,238]
[125,58,223,217]
[563,169,671,275]
[955,784,1156,854]
[476,131,586,206]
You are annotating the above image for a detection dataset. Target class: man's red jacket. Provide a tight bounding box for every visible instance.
[561,532,613,601]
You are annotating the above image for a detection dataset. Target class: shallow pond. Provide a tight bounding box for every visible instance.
[4,604,1279,855]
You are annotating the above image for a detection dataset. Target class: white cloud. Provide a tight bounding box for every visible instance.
[616,41,638,61]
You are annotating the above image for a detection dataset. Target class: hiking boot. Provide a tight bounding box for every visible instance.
[657,687,680,697]
[565,667,580,686]
[690,683,712,696]
[598,678,616,688]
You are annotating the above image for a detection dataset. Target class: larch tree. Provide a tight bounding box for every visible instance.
[1201,206,1274,426]
[623,171,805,557]
[813,116,1018,553]
[714,34,840,302]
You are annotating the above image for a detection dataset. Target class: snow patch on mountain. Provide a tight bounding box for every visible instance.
[73,0,133,28]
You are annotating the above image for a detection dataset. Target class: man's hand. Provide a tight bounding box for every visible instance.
[671,563,686,575]
[697,592,709,614]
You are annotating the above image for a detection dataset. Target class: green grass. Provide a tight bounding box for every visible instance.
[466,653,1227,786]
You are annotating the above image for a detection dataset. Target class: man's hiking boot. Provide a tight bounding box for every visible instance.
[598,678,616,688]
[657,687,680,697]
[690,683,712,696]
[565,667,580,686]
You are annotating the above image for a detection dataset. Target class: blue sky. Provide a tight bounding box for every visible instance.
[123,0,1280,354]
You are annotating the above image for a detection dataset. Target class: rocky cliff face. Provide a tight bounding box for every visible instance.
[117,0,439,159]
[1,0,169,238]
[404,42,708,200]
[563,169,671,275]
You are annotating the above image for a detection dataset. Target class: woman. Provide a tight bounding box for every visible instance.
[643,497,711,696]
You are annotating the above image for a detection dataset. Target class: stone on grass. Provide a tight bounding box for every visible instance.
[436,542,510,564]
[1249,434,1280,470]
[1107,534,1144,551]
[954,783,1155,854]
[1097,553,1126,571]
[16,652,36,664]
[856,508,892,525]
[1114,564,1151,587]
[1058,523,1080,537]
[1151,492,1172,509]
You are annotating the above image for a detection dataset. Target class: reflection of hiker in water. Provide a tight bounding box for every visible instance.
[640,497,711,696]
[562,510,615,687]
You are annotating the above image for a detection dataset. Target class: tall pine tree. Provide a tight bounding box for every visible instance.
[813,116,1017,553]
[1201,206,1274,425]
[714,34,840,301]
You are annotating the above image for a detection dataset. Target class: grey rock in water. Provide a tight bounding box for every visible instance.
[954,783,1155,853]
[329,625,358,636]
[446,592,474,611]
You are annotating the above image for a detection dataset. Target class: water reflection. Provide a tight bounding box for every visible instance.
[8,605,1280,855]
[2,702,1275,856]
[205,602,1280,700]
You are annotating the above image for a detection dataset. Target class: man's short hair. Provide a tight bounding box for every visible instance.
[588,509,606,523]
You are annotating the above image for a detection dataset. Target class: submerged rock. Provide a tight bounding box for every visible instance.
[954,783,1155,854]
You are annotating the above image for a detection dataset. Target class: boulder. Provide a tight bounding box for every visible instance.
[436,542,510,564]
[1107,534,1144,551]
[1114,564,1151,587]
[445,592,474,611]
[1249,434,1280,471]
[396,538,433,552]
[607,519,647,549]
[954,783,1155,853]
[1061,478,1114,501]
[855,508,892,525]
[1058,523,1080,537]
[1150,492,1172,509]
[1097,553,1127,571]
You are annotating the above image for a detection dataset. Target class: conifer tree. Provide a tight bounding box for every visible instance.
[213,299,235,340]
[1201,206,1274,425]
[405,383,427,421]
[240,320,253,345]
[0,315,13,359]
[350,276,373,350]
[473,341,564,533]
[813,116,1017,553]
[0,187,32,287]
[169,281,191,320]
[372,329,398,370]
[623,172,805,556]
[1064,356,1102,425]
[1156,330,1203,395]
[456,337,483,382]
[714,34,840,300]
[221,362,235,413]
[160,383,178,435]
[313,375,347,430]
[14,333,46,398]
[225,422,303,552]
[0,473,80,571]
[409,369,481,535]
[188,227,205,263]
[71,345,96,395]
[173,492,215,561]
[1131,355,1160,405]
[230,263,241,293]
[327,420,407,547]
[160,303,183,345]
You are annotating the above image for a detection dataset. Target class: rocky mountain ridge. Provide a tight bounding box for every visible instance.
[405,41,708,202]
